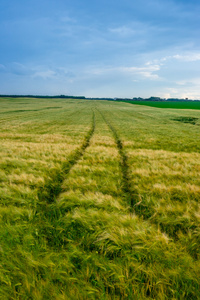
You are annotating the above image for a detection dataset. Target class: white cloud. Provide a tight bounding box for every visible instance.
[148,52,200,65]
[29,65,76,80]
[85,62,161,80]
[176,77,200,86]
[172,53,200,62]
[118,64,161,80]
[163,86,200,100]
[32,70,56,79]
[60,16,77,23]
[109,26,136,36]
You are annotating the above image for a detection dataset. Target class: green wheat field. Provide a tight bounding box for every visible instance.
[0,97,200,299]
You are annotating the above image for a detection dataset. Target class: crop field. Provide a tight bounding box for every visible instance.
[0,97,200,299]
[122,100,200,110]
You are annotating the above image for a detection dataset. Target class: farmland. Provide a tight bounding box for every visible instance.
[0,97,200,299]
[120,100,200,110]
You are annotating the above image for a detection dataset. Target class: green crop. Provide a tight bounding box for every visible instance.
[122,100,200,110]
[0,97,200,299]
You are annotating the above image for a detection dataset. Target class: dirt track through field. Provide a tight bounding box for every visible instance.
[97,108,136,211]
[97,107,199,260]
[2,98,200,298]
[37,105,196,258]
[37,109,95,206]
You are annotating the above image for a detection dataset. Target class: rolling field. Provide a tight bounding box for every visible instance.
[121,100,200,110]
[0,97,200,299]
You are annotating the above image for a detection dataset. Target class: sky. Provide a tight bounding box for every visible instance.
[0,0,200,99]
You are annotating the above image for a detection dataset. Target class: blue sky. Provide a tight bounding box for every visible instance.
[1,0,200,98]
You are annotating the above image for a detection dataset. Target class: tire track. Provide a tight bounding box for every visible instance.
[97,108,176,220]
[37,109,95,206]
[34,109,95,248]
[97,108,136,211]
[97,107,200,260]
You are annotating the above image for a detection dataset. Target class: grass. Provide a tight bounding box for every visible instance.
[0,97,200,299]
[121,100,200,109]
